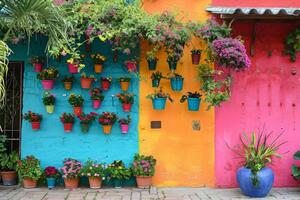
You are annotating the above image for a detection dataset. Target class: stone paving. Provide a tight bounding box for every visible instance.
[0,186,300,200]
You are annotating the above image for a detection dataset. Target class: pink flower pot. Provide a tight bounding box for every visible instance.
[93,100,101,109]
[120,124,129,134]
[41,80,55,90]
[33,63,43,72]
[126,61,137,72]
[68,63,78,74]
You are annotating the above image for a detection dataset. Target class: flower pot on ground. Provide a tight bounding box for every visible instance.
[90,88,104,109]
[167,55,179,71]
[37,67,59,90]
[78,112,98,133]
[42,92,55,114]
[101,77,112,91]
[107,160,131,188]
[91,53,106,73]
[23,111,42,131]
[68,94,84,116]
[67,55,85,74]
[60,113,75,132]
[168,73,184,91]
[191,49,201,65]
[0,151,19,186]
[80,73,95,89]
[180,92,202,111]
[98,112,117,134]
[60,158,82,189]
[62,76,74,90]
[119,116,131,134]
[30,56,45,72]
[151,71,164,88]
[147,88,173,110]
[119,77,131,91]
[125,60,137,72]
[17,156,42,189]
[292,151,300,180]
[44,166,60,189]
[81,160,106,189]
[116,93,135,112]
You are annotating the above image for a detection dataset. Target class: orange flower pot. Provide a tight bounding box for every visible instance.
[73,106,82,116]
[23,178,37,189]
[136,176,152,189]
[81,78,93,89]
[88,177,102,189]
[120,81,130,91]
[102,125,112,134]
[64,178,79,189]
[64,82,72,90]
[1,171,17,186]
[94,64,103,73]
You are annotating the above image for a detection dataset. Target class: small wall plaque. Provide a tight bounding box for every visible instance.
[192,120,200,131]
[151,121,161,129]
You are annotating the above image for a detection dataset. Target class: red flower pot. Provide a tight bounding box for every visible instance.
[125,61,137,72]
[68,63,78,74]
[101,80,111,90]
[191,53,201,65]
[122,103,132,112]
[41,80,55,90]
[33,63,43,72]
[73,106,82,116]
[81,78,93,89]
[93,100,101,109]
[63,123,73,132]
[31,122,40,130]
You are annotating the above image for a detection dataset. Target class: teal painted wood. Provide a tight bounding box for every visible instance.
[9,36,139,169]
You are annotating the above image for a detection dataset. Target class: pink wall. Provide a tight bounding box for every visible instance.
[215,21,300,187]
[212,0,300,7]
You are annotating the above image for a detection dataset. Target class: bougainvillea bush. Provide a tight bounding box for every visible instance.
[60,158,82,179]
[132,154,156,177]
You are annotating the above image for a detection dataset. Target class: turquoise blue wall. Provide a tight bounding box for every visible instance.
[9,36,139,169]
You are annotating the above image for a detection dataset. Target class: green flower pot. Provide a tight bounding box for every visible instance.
[80,123,90,133]
[113,179,123,188]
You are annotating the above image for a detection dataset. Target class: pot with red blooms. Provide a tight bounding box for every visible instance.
[30,56,45,72]
[116,93,135,112]
[100,77,112,91]
[118,115,131,134]
[80,73,96,89]
[60,113,75,132]
[77,112,98,133]
[23,111,42,131]
[90,88,104,109]
[68,93,84,116]
[98,112,118,134]
[132,154,156,189]
[44,166,60,189]
[80,160,106,189]
[37,67,59,90]
[60,158,82,189]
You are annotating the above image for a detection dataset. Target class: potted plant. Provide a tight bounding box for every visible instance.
[30,56,45,72]
[36,67,59,90]
[90,88,104,109]
[116,93,135,112]
[168,72,184,91]
[0,151,19,186]
[60,113,75,132]
[44,166,60,189]
[132,154,156,189]
[80,73,95,89]
[180,91,202,111]
[77,112,98,133]
[151,71,164,88]
[107,160,131,188]
[119,77,131,91]
[62,76,74,90]
[42,92,55,114]
[23,111,43,131]
[68,94,84,116]
[60,158,82,189]
[191,49,201,65]
[167,55,179,71]
[119,115,131,134]
[292,151,300,180]
[230,132,285,198]
[101,77,112,91]
[146,51,158,70]
[98,112,118,134]
[90,53,106,73]
[66,55,85,74]
[81,160,106,189]
[17,156,42,188]
[125,59,137,72]
[146,88,173,110]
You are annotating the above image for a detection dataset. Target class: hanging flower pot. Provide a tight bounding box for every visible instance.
[24,111,42,131]
[60,113,75,132]
[93,99,101,109]
[64,178,79,189]
[116,93,134,112]
[180,92,202,111]
[63,123,73,132]
[152,98,167,110]
[99,112,117,134]
[122,103,132,112]
[62,76,74,90]
[170,74,184,92]
[102,125,112,134]
[45,105,55,114]
[41,80,55,90]
[80,123,90,133]
[30,56,45,72]
[94,64,103,73]
[68,63,79,74]
[147,59,158,70]
[37,67,59,90]
[90,88,104,109]
[73,106,82,116]
[152,79,160,88]
[119,77,131,91]
[31,122,40,130]
[119,116,130,134]
[43,92,55,114]
[68,94,84,116]
[101,77,112,91]
[64,82,72,90]
[33,63,43,72]
[91,53,106,73]
[80,74,95,89]
[120,124,129,134]
[191,49,201,65]
[88,177,102,189]
[23,178,37,189]
[78,112,97,133]
[168,60,178,70]
[125,60,137,72]
[151,71,163,88]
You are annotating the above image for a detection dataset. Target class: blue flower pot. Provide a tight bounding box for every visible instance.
[237,167,274,198]
[170,77,183,91]
[187,97,200,111]
[168,61,177,70]
[152,79,160,88]
[147,59,157,70]
[113,179,123,188]
[152,98,167,110]
[46,178,56,189]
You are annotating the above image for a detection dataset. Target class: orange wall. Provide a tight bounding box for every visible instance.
[139,0,214,187]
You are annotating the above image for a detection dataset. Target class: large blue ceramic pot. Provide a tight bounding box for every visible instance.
[187,97,200,111]
[237,167,274,198]
[147,59,157,70]
[170,77,183,91]
[152,98,167,110]
[46,178,56,189]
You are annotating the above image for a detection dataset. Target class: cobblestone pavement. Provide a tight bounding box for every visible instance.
[0,186,300,200]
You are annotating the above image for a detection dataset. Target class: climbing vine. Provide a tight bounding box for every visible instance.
[285,28,300,62]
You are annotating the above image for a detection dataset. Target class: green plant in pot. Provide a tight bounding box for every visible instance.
[107,160,131,188]
[0,151,19,186]
[292,151,300,180]
[168,72,184,91]
[180,91,202,111]
[147,88,173,110]
[151,71,164,88]
[62,76,74,90]
[191,49,201,65]
[81,160,106,189]
[42,92,56,114]
[17,156,42,188]
[146,50,158,70]
[77,112,98,133]
[68,93,84,116]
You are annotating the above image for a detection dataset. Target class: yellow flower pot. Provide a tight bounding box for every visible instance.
[94,64,103,73]
[64,82,72,90]
[120,81,130,91]
[45,105,55,114]
[102,125,112,134]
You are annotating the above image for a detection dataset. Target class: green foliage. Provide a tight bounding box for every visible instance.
[62,76,75,83]
[23,111,42,122]
[151,71,164,80]
[0,134,7,153]
[0,41,10,106]
[68,93,84,107]
[0,151,19,171]
[30,56,45,64]
[132,154,156,177]
[107,160,131,180]
[42,92,55,106]
[146,87,173,102]
[81,159,106,178]
[119,77,131,82]
[116,93,135,104]
[285,28,300,62]
[292,151,300,180]
[36,67,59,80]
[17,156,43,181]
[180,91,202,103]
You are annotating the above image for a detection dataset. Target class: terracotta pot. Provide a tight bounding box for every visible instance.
[1,171,17,186]
[94,64,103,73]
[23,177,37,189]
[64,178,79,189]
[120,81,130,91]
[102,125,112,134]
[92,99,101,109]
[33,63,43,72]
[136,176,152,189]
[81,78,93,89]
[73,106,82,116]
[41,80,55,90]
[68,63,78,74]
[191,53,201,65]
[31,122,40,131]
[63,123,73,132]
[64,82,72,90]
[101,80,111,90]
[122,103,132,112]
[88,177,102,189]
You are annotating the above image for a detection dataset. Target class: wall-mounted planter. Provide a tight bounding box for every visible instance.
[120,124,129,134]
[31,122,40,131]
[92,99,101,109]
[113,50,118,63]
[68,63,78,74]
[170,77,183,91]
[63,123,73,132]
[80,123,90,133]
[152,98,167,110]
[147,59,157,70]
[125,61,137,72]
[168,61,177,70]
[187,97,200,111]
[94,64,103,73]
[41,80,55,90]
[122,103,132,112]
[63,82,72,90]
[120,81,130,91]
[102,124,112,134]
[152,79,160,88]
[33,63,43,72]
[73,106,82,116]
[45,105,55,114]
[101,80,111,91]
[81,78,94,89]
[191,53,201,65]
